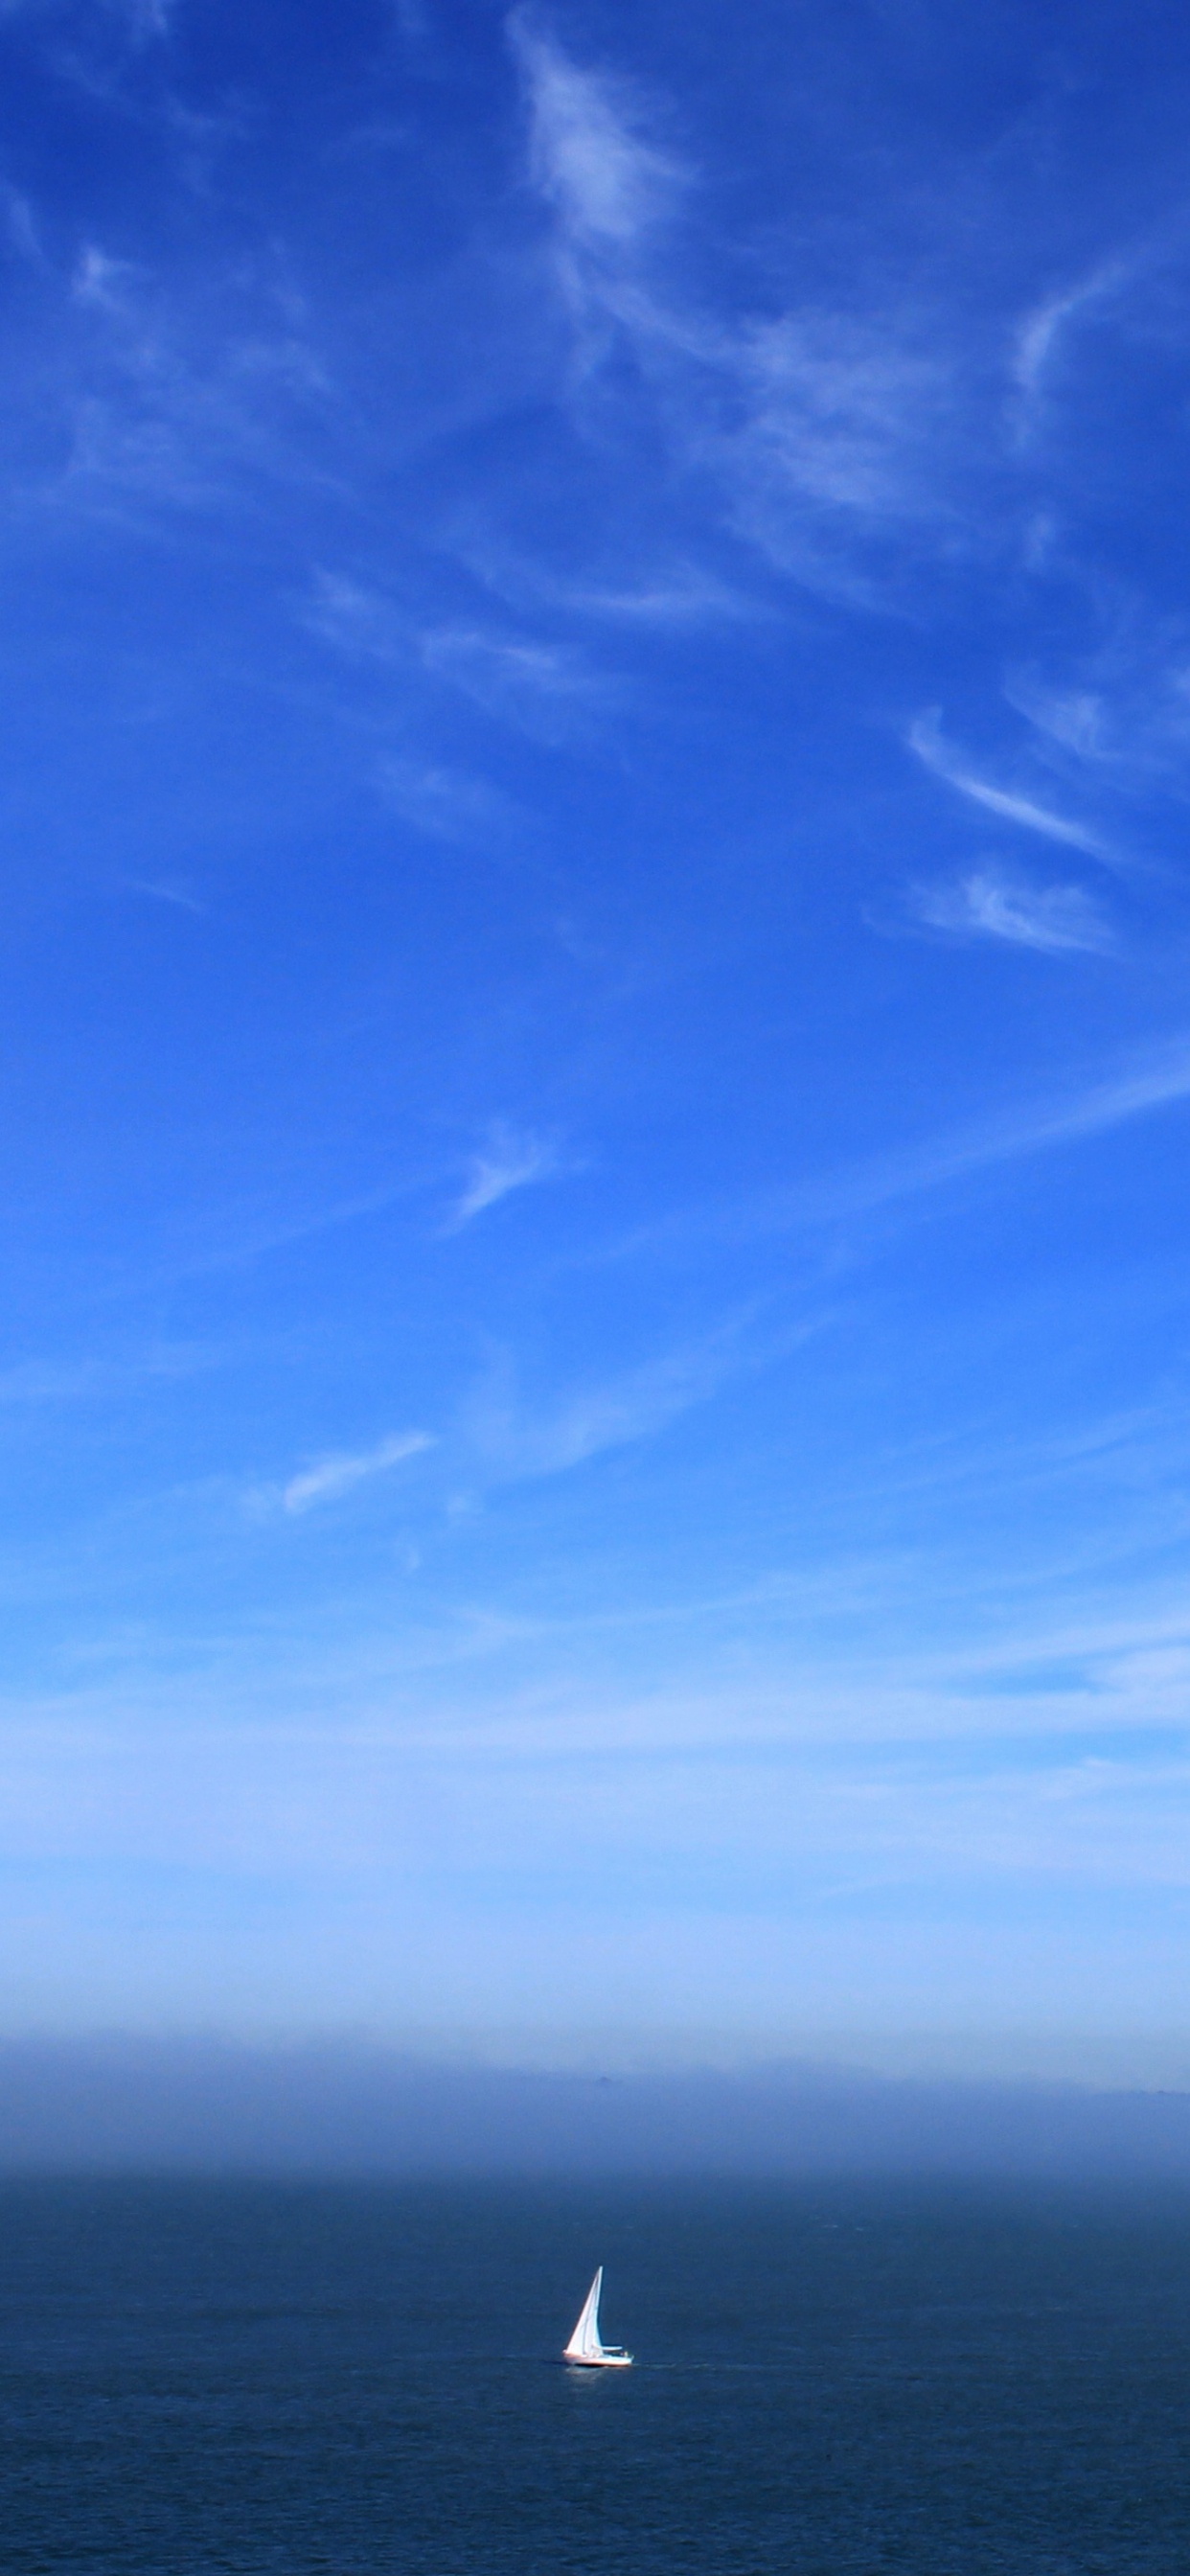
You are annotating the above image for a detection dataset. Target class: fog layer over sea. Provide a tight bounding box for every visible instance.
[5,2175,1190,2573]
[7,2039,1190,2175]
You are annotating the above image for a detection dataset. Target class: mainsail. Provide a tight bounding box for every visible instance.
[564,2266,606,2361]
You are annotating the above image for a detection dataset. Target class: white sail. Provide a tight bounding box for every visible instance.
[564,2266,605,2359]
[562,2266,632,2367]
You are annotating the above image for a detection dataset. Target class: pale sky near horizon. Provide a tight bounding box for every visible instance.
[4,0,1190,2065]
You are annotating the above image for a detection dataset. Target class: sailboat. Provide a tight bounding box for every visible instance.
[562,2266,632,2368]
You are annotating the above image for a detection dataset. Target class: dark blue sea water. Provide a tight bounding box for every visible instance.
[4,2177,1190,2572]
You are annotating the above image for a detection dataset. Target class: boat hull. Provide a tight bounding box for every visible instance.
[564,2352,632,2368]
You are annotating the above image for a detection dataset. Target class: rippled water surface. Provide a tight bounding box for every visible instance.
[4,2176,1190,2571]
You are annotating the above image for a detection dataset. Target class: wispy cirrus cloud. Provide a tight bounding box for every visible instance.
[1013,258,1131,400]
[566,563,759,624]
[463,1306,798,1482]
[306,570,402,662]
[910,865,1114,956]
[1006,643,1190,789]
[122,875,206,914]
[447,1124,565,1228]
[512,24,965,602]
[2,183,41,264]
[73,243,141,316]
[419,624,609,742]
[306,566,618,747]
[0,1343,227,1404]
[816,1041,1190,1223]
[511,12,687,256]
[43,227,335,520]
[484,550,758,628]
[728,311,950,534]
[469,1348,721,1479]
[451,531,767,641]
[1005,678,1111,763]
[125,0,172,34]
[308,572,611,748]
[379,757,525,849]
[907,712,1114,861]
[279,1431,434,1516]
[0,0,172,32]
[513,13,943,553]
[627,1036,1190,1269]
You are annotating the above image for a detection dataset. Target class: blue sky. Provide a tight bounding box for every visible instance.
[5,0,1190,2069]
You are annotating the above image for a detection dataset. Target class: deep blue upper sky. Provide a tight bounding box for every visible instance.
[5,0,1190,2065]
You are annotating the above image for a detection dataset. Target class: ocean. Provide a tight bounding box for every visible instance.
[4,2176,1190,2571]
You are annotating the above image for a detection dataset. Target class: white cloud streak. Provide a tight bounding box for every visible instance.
[822,1043,1190,1223]
[567,564,758,623]
[1005,679,1110,762]
[618,1034,1190,1273]
[73,243,142,317]
[307,570,402,661]
[40,225,337,522]
[464,1310,796,1482]
[0,1345,226,1404]
[420,624,607,742]
[511,23,969,604]
[4,185,43,264]
[379,758,525,848]
[1014,260,1130,398]
[123,876,206,913]
[907,712,1114,860]
[0,0,172,28]
[731,312,949,526]
[281,1432,434,1516]
[449,1126,562,1227]
[511,12,686,253]
[911,866,1113,956]
[308,573,608,748]
[1006,647,1190,789]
